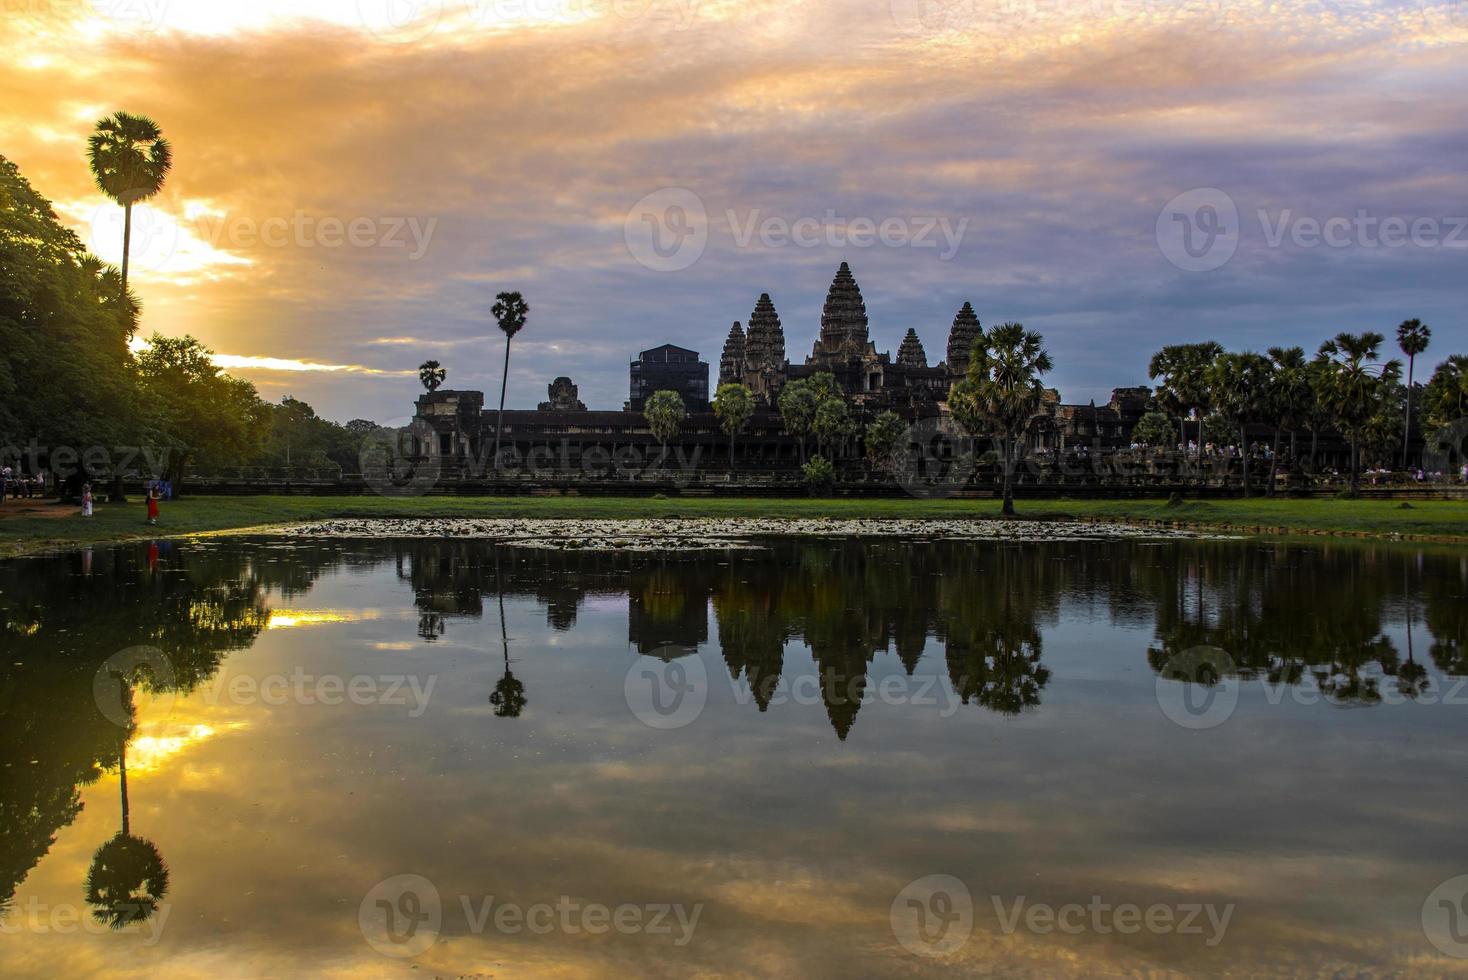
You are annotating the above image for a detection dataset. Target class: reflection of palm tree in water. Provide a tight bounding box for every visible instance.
[85,674,169,929]
[1396,565,1429,699]
[488,551,526,719]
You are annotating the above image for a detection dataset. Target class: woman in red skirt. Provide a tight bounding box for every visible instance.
[146,486,160,525]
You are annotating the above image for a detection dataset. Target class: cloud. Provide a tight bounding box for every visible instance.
[2,0,1463,420]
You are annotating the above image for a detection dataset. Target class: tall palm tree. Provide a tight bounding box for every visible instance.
[489,552,526,718]
[1265,346,1311,494]
[1396,318,1431,469]
[87,112,172,301]
[950,322,1053,516]
[418,359,446,392]
[490,292,529,474]
[1148,341,1223,481]
[1207,351,1272,496]
[86,676,169,929]
[1316,332,1402,493]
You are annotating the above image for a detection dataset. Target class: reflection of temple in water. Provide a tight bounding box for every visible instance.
[3,536,1468,909]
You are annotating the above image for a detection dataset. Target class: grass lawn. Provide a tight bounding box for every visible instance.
[2,494,1467,557]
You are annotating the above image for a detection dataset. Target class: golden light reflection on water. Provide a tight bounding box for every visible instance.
[4,538,1468,977]
[266,608,382,629]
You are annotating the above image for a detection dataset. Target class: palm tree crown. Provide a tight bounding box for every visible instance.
[418,360,446,392]
[88,112,172,207]
[492,291,529,340]
[1397,318,1431,359]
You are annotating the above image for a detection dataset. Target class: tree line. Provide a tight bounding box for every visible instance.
[1,124,389,496]
[1145,324,1465,494]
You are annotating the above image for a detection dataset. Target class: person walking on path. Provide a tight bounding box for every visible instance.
[82,483,94,517]
[146,486,160,525]
[0,463,10,504]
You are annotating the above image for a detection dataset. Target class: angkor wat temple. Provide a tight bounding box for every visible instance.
[410,262,1157,476]
[717,262,959,408]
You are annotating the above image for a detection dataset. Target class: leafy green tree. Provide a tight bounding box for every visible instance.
[864,410,907,475]
[1130,411,1175,449]
[1149,341,1223,467]
[1422,355,1468,431]
[643,389,685,466]
[950,322,1053,516]
[807,372,840,400]
[345,419,381,438]
[812,397,852,458]
[257,397,360,474]
[1303,358,1337,473]
[1315,332,1402,492]
[1265,346,1312,492]
[0,155,138,484]
[1396,319,1431,468]
[136,334,268,493]
[777,380,819,462]
[490,291,528,473]
[712,382,755,467]
[418,359,445,393]
[87,112,171,299]
[1207,351,1272,496]
[801,454,835,494]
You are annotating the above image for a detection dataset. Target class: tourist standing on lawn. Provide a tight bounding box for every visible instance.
[147,485,160,525]
[0,462,10,503]
[81,482,94,517]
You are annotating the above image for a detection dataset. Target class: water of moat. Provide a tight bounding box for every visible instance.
[2,534,1467,977]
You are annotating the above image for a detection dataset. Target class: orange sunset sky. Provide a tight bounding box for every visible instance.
[4,0,1465,421]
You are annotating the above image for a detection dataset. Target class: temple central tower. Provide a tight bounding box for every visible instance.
[813,262,870,357]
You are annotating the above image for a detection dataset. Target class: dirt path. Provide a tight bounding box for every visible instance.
[0,499,74,520]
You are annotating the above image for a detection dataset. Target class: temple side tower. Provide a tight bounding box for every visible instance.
[897,328,927,368]
[743,293,787,405]
[945,302,982,380]
[718,321,745,387]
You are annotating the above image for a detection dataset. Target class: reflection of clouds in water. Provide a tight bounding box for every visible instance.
[3,537,1468,975]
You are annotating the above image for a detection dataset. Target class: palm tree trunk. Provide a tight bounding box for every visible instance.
[1194,410,1206,488]
[494,336,512,474]
[1267,429,1282,497]
[1239,424,1250,497]
[114,202,134,508]
[1001,436,1016,516]
[1402,354,1414,471]
[729,431,735,468]
[1351,435,1361,492]
[121,201,133,296]
[118,734,130,838]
